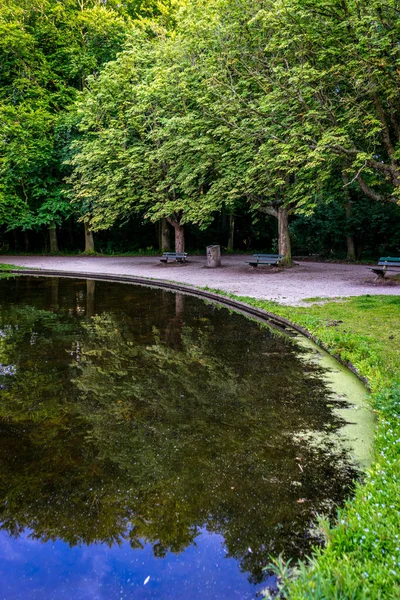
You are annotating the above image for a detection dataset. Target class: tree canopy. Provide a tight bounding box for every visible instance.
[1,0,400,258]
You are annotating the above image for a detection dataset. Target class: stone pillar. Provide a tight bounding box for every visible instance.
[206,245,221,268]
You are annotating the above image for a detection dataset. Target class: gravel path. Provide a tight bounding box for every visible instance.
[1,254,399,305]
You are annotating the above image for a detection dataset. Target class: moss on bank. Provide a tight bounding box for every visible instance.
[219,293,400,599]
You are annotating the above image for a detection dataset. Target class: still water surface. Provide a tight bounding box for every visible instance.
[0,277,372,599]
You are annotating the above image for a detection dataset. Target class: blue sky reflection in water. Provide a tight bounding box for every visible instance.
[0,529,271,599]
[0,277,367,598]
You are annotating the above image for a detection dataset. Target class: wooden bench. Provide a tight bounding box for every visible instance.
[369,257,400,279]
[245,253,284,267]
[160,252,188,263]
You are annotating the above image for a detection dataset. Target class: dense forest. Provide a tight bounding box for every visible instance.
[1,0,400,262]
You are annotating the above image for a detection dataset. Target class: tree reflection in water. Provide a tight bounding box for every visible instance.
[0,277,358,585]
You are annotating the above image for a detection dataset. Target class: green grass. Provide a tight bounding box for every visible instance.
[0,263,29,277]
[211,292,400,599]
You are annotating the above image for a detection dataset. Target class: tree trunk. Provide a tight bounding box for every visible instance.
[277,207,292,265]
[228,214,235,251]
[69,218,74,247]
[174,225,185,252]
[258,204,292,265]
[160,218,171,252]
[49,224,59,254]
[24,230,29,252]
[342,173,356,261]
[84,221,95,254]
[167,218,185,252]
[346,232,356,262]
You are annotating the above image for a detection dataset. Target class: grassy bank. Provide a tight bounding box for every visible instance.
[226,294,400,599]
[0,263,29,278]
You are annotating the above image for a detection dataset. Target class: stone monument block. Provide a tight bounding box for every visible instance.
[206,245,221,268]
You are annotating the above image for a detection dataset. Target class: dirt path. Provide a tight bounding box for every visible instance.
[1,254,399,305]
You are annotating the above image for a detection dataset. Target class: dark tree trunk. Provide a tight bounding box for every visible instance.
[160,218,171,252]
[346,231,356,261]
[345,203,356,260]
[49,224,59,254]
[84,222,95,254]
[228,214,235,251]
[69,218,74,247]
[342,173,356,261]
[24,231,29,252]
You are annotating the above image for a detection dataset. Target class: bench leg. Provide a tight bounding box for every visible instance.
[371,268,386,281]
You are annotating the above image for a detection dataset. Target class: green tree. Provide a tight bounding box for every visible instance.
[68,14,233,252]
[0,0,162,253]
[66,0,400,259]
[161,0,400,261]
[249,0,400,208]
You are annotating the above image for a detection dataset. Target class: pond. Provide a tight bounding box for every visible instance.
[0,276,374,599]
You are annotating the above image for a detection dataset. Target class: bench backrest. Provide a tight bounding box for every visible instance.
[253,254,284,259]
[378,257,400,267]
[162,252,187,257]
